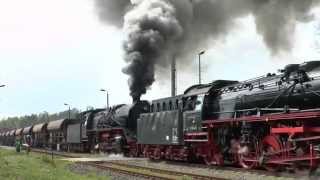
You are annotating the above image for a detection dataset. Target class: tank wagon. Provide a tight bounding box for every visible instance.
[137,61,320,171]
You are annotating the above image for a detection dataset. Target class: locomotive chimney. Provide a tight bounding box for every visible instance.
[132,94,140,104]
[171,55,176,97]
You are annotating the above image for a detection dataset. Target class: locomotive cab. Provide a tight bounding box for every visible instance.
[182,95,204,133]
[182,80,239,133]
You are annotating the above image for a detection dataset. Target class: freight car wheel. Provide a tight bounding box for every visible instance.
[261,135,283,172]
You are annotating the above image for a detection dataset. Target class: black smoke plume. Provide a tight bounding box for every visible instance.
[94,0,320,100]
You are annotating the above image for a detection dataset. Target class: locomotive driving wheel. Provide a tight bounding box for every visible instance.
[165,146,173,160]
[153,147,161,160]
[128,145,139,157]
[237,139,260,169]
[261,135,283,171]
[203,146,224,166]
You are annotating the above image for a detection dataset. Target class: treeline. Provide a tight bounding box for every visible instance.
[0,109,80,129]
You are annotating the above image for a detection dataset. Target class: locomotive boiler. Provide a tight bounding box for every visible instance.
[138,61,320,171]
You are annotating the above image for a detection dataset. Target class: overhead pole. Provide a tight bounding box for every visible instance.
[64,103,71,120]
[198,50,205,85]
[100,89,109,109]
[171,55,176,97]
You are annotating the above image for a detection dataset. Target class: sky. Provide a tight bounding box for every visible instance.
[0,0,319,118]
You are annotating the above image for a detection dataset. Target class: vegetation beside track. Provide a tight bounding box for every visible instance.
[0,148,108,180]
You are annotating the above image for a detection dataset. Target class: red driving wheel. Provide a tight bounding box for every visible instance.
[204,146,224,166]
[261,135,283,171]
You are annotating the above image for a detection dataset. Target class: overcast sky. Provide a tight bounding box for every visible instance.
[0,0,319,118]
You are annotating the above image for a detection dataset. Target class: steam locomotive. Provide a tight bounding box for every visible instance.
[137,61,320,171]
[2,61,320,171]
[82,101,149,154]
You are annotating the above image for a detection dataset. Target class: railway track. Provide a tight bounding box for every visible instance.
[30,148,226,179]
[29,148,295,180]
[161,160,297,179]
[83,161,226,180]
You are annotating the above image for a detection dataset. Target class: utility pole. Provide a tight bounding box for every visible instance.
[171,56,176,97]
[64,103,71,119]
[198,50,205,84]
[100,89,109,109]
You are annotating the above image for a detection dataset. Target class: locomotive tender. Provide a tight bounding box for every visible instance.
[2,61,320,171]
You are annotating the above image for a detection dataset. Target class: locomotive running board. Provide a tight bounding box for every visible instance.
[203,110,320,126]
[184,139,208,142]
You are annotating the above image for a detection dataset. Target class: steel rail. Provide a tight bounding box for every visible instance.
[29,148,294,179]
[30,148,227,180]
[83,161,227,180]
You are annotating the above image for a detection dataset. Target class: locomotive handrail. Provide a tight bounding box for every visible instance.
[209,107,301,118]
[240,74,280,84]
[299,108,320,112]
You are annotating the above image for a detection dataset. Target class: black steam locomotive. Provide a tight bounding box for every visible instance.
[137,61,320,170]
[82,101,149,154]
[2,61,320,171]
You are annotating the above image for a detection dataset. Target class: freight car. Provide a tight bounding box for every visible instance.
[0,133,4,145]
[32,123,48,148]
[46,118,85,151]
[138,61,320,171]
[7,130,16,146]
[22,126,33,145]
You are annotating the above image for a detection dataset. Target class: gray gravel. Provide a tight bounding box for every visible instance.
[118,159,296,180]
[68,157,320,180]
[69,163,148,180]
